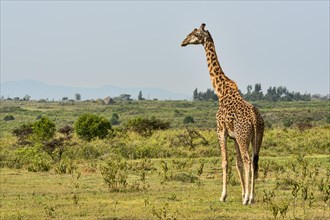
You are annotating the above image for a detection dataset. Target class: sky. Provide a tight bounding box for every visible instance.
[1,1,329,96]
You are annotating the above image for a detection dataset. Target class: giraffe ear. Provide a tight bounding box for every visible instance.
[200,23,206,31]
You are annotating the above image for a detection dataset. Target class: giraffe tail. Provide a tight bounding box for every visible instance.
[253,153,259,179]
[251,105,263,180]
[253,116,259,179]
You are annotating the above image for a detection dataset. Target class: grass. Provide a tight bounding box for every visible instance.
[0,99,330,219]
[1,155,329,219]
[1,100,329,133]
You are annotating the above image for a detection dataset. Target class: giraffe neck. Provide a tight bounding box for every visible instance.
[203,40,239,101]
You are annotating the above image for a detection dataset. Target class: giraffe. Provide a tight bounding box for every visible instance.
[181,23,264,205]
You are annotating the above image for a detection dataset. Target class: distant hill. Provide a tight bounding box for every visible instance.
[1,80,191,101]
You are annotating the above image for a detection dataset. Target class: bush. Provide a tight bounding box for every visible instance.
[178,126,208,149]
[125,117,170,137]
[100,155,129,191]
[28,156,52,172]
[4,115,15,121]
[14,144,52,172]
[58,125,74,137]
[183,116,195,124]
[326,115,330,124]
[54,159,77,174]
[74,113,112,141]
[77,143,101,159]
[33,116,56,141]
[110,113,120,125]
[43,137,67,161]
[12,123,34,145]
[283,118,294,128]
[296,121,313,132]
[0,150,23,169]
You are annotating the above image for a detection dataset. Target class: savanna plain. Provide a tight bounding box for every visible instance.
[0,99,329,219]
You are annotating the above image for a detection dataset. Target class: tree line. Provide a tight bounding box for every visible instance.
[2,86,327,103]
[192,84,326,102]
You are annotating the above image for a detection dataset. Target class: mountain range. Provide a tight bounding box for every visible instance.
[1,80,191,101]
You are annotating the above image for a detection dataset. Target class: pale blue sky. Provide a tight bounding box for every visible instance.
[1,1,329,96]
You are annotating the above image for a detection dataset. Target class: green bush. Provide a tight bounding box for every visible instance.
[125,117,170,137]
[100,155,129,191]
[28,156,51,172]
[0,150,23,169]
[74,113,112,141]
[326,115,330,124]
[33,116,56,141]
[110,113,120,125]
[14,144,52,172]
[172,172,199,183]
[4,115,15,121]
[183,116,195,124]
[283,118,294,128]
[77,143,101,160]
[54,158,77,174]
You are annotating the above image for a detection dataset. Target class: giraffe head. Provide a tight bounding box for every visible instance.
[181,23,212,47]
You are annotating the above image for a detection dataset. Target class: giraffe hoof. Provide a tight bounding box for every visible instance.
[243,198,249,205]
[220,195,227,202]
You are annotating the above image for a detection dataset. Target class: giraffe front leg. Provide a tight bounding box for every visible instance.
[220,157,228,202]
[220,158,228,202]
[219,132,228,202]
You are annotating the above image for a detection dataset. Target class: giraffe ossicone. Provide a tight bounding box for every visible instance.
[181,23,264,205]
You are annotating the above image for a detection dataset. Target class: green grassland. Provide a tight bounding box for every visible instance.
[0,100,329,132]
[0,100,329,219]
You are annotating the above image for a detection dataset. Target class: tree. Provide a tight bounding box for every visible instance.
[203,89,217,101]
[74,114,112,141]
[138,91,145,100]
[75,93,81,101]
[245,83,263,101]
[33,116,56,141]
[23,95,31,101]
[193,88,199,100]
[247,85,252,94]
[193,88,217,101]
[114,94,132,101]
[244,85,252,100]
[252,83,263,101]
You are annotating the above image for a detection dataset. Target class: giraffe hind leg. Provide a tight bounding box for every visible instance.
[249,127,262,204]
[249,127,263,204]
[235,140,245,201]
[236,139,251,205]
